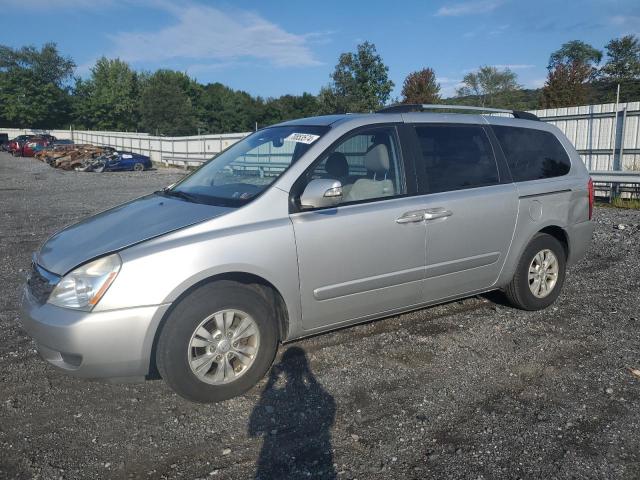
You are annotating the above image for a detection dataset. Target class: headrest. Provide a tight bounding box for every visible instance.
[325,152,348,178]
[364,144,390,173]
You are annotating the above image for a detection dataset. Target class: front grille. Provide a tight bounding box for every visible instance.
[27,262,60,305]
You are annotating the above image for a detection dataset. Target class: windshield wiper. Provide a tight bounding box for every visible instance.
[155,189,200,203]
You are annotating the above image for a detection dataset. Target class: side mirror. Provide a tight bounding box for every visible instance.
[300,179,343,209]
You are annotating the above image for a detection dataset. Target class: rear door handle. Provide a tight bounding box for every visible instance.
[396,210,426,224]
[423,208,453,221]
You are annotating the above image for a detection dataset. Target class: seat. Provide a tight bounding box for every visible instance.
[324,152,354,198]
[325,152,349,179]
[345,143,395,202]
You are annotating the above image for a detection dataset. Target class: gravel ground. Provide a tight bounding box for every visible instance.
[1,152,640,480]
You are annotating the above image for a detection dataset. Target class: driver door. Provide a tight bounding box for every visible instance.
[290,125,427,331]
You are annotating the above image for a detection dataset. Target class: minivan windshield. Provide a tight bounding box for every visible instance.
[166,125,329,206]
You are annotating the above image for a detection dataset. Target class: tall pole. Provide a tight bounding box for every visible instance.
[609,84,621,202]
[611,83,620,170]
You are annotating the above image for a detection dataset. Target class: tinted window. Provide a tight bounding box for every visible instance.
[414,124,499,193]
[305,127,406,205]
[492,126,571,182]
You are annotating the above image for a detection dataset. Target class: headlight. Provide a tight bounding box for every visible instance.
[48,254,121,310]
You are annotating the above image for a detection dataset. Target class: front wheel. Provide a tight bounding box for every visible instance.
[156,281,279,403]
[504,233,567,311]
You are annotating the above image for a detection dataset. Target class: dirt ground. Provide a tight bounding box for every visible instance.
[1,152,639,480]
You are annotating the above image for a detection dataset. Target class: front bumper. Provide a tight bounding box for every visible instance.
[20,287,171,378]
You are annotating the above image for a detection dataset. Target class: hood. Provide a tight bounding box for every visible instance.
[37,193,233,274]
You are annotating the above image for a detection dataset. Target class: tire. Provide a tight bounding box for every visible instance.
[504,233,567,311]
[133,162,144,172]
[156,281,279,403]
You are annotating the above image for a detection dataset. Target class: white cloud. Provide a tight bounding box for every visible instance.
[609,15,640,26]
[609,15,640,34]
[435,0,505,17]
[108,4,323,68]
[438,76,465,97]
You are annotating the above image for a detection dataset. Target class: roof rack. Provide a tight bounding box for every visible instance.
[376,103,539,121]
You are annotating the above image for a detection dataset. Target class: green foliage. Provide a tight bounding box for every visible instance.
[0,43,74,128]
[319,42,394,113]
[72,57,139,131]
[139,70,198,136]
[258,93,320,127]
[549,40,603,71]
[196,83,260,134]
[601,35,640,81]
[3,37,640,134]
[541,40,605,108]
[401,68,440,104]
[611,196,640,209]
[455,66,520,107]
[446,88,542,110]
[591,79,640,103]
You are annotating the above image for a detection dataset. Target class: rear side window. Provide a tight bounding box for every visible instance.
[414,124,499,194]
[492,126,571,182]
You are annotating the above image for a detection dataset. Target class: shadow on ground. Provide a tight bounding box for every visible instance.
[249,347,336,479]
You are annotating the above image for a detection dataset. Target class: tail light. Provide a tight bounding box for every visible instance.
[588,177,594,220]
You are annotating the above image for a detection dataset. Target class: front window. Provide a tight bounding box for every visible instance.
[303,126,406,205]
[167,125,328,206]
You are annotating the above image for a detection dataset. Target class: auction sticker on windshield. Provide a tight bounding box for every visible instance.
[285,133,320,144]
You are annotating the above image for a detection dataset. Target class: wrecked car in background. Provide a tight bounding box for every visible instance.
[34,144,109,170]
[76,151,152,172]
[33,145,153,172]
[21,137,52,157]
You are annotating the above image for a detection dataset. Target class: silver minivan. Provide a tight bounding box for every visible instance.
[21,105,594,402]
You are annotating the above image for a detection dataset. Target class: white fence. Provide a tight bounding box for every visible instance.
[0,127,249,166]
[2,101,640,172]
[531,102,640,172]
[72,130,250,165]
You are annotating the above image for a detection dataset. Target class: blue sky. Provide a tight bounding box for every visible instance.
[2,0,639,98]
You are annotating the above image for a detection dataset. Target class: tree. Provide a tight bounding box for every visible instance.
[601,35,640,81]
[401,68,440,104]
[541,61,593,108]
[258,93,319,127]
[548,40,602,79]
[139,70,198,136]
[0,43,74,128]
[72,57,139,131]
[319,41,394,113]
[196,82,260,133]
[455,66,520,107]
[540,40,603,108]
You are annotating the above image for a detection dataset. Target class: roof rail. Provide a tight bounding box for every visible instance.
[376,103,539,121]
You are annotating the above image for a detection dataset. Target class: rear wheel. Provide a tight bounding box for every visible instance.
[156,281,279,403]
[133,162,144,172]
[504,233,566,310]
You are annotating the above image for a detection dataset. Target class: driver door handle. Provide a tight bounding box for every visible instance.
[423,208,453,221]
[396,210,426,224]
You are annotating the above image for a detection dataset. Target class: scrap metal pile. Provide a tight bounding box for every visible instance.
[34,144,113,171]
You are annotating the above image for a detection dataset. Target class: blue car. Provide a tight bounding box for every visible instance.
[102,151,153,172]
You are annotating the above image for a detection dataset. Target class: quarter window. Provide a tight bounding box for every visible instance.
[492,126,571,182]
[307,127,406,205]
[414,124,499,193]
